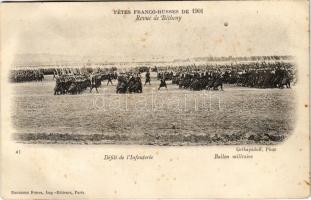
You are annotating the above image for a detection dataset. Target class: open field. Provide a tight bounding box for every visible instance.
[12,75,295,145]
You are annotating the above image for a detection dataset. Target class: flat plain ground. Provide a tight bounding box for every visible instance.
[12,75,295,145]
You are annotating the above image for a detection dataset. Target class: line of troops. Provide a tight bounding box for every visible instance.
[157,62,295,90]
[10,69,44,82]
[55,70,158,94]
[54,70,145,95]
[54,72,118,95]
[12,61,295,95]
[54,74,90,95]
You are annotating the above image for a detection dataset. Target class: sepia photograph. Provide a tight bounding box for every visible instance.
[0,1,309,199]
[6,2,298,146]
[11,56,296,145]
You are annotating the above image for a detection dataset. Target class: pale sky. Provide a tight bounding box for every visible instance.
[1,1,308,64]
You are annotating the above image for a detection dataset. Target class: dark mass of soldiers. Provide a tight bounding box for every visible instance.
[10,60,295,95]
[10,69,44,82]
[158,61,295,90]
[52,68,143,94]
[53,68,118,95]
[116,73,143,93]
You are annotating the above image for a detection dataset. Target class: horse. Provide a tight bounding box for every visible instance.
[88,75,102,93]
[54,81,66,95]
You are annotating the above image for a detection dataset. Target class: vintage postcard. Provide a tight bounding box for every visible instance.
[0,0,310,199]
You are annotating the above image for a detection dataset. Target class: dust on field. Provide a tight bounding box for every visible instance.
[12,77,295,145]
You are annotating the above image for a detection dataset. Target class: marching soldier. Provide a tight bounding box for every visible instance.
[158,77,167,90]
[107,73,113,85]
[144,71,151,86]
